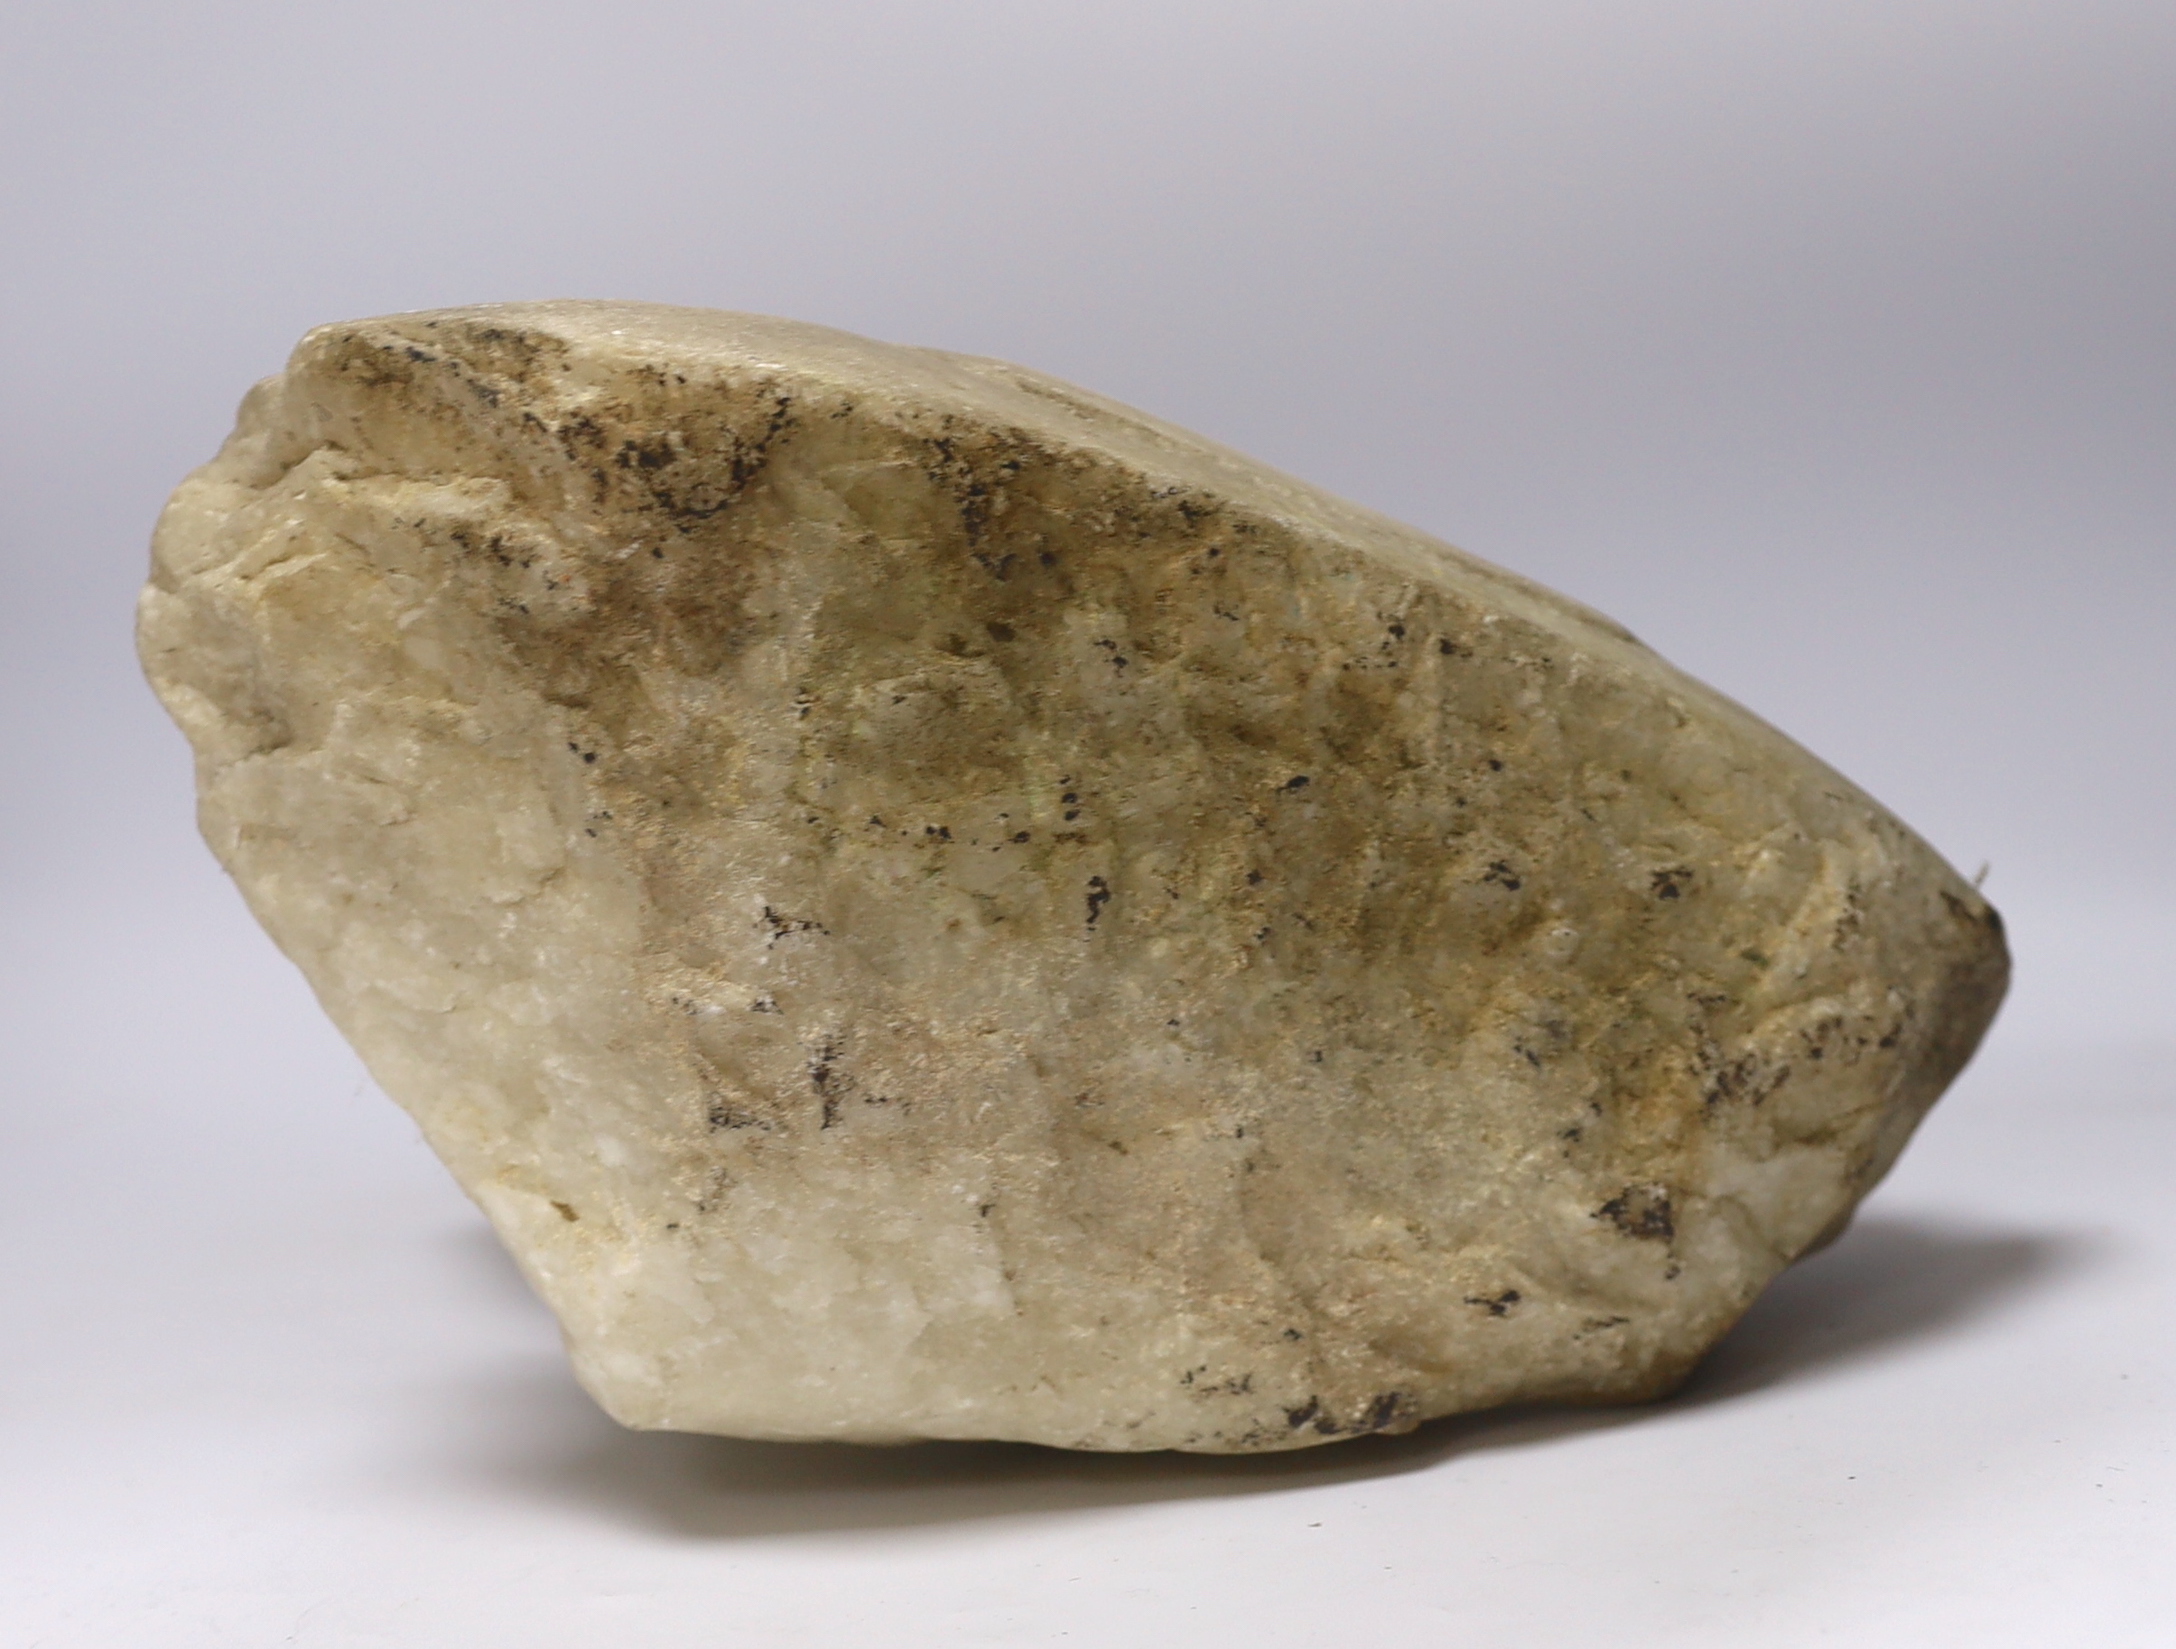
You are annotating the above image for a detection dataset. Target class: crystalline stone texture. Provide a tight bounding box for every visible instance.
[139,302,2007,1452]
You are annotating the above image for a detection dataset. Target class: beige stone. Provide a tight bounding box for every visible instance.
[138,302,2007,1452]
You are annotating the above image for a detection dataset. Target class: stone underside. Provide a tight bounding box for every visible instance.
[139,301,2007,1452]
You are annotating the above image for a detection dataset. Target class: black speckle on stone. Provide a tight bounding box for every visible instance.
[761,905,828,945]
[1361,1392,1406,1432]
[1285,1397,1320,1429]
[1597,1185,1676,1241]
[1085,875,1112,926]
[705,1098,769,1132]
[1651,867,1694,901]
[1282,775,1311,792]
[985,620,1016,642]
[616,435,678,473]
[1464,1289,1522,1317]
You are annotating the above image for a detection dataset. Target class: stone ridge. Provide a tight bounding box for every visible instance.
[139,302,2007,1451]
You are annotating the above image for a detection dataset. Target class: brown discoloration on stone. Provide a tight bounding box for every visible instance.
[138,301,2006,1452]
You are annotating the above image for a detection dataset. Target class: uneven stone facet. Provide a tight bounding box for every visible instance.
[139,302,2007,1452]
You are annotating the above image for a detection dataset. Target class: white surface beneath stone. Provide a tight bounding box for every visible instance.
[3,884,2168,1649]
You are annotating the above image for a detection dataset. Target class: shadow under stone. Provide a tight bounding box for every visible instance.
[1678,1210,2090,1404]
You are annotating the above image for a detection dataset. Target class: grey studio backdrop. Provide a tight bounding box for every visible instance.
[3,4,2171,1647]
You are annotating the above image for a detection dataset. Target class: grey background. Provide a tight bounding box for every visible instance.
[3,4,2170,1644]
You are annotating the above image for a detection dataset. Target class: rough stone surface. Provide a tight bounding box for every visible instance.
[139,301,2007,1453]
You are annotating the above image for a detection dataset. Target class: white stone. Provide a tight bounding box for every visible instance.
[139,302,2007,1451]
